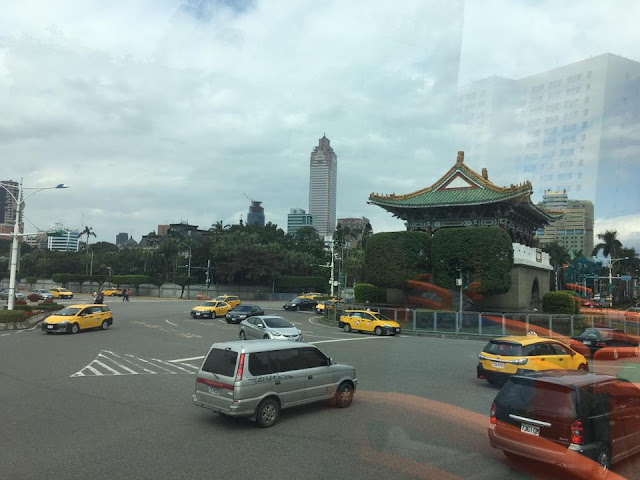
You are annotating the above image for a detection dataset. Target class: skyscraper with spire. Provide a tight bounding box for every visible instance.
[309,134,337,237]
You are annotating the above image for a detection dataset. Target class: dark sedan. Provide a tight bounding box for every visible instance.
[283,297,318,311]
[225,304,265,324]
[572,327,640,359]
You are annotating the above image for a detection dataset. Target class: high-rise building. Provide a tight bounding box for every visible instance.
[309,135,337,237]
[0,180,19,225]
[287,208,315,235]
[247,201,265,227]
[47,228,80,252]
[116,232,129,246]
[537,190,594,257]
[457,53,640,218]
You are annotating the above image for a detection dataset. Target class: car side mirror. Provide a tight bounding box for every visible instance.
[257,324,264,328]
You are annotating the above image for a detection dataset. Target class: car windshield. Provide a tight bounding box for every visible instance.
[5,3,640,480]
[265,318,293,329]
[483,341,523,356]
[54,308,81,317]
[579,328,612,340]
[233,306,252,312]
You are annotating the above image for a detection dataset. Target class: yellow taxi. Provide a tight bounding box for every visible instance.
[477,334,589,385]
[315,298,341,314]
[300,292,323,300]
[102,288,123,296]
[191,301,230,319]
[214,295,241,309]
[338,309,401,336]
[41,304,113,334]
[49,287,74,299]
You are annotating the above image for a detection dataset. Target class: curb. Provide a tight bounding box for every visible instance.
[0,312,50,331]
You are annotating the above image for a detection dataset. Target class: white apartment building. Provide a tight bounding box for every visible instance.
[47,229,80,252]
[309,135,337,237]
[457,53,640,219]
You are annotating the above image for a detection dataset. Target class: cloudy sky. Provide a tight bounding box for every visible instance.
[1,0,639,250]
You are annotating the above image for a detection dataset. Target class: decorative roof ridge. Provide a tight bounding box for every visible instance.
[369,151,533,201]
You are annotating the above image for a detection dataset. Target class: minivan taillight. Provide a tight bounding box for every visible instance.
[236,353,245,382]
[570,419,583,445]
[490,402,497,425]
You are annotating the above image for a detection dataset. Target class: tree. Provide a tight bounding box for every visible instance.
[592,230,623,259]
[80,226,97,275]
[543,242,571,291]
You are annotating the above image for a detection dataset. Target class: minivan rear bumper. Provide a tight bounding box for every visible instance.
[193,393,256,417]
[488,424,600,475]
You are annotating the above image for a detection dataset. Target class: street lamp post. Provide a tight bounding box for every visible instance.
[0,179,68,310]
[608,257,628,302]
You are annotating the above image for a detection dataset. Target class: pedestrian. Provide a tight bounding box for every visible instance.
[94,292,104,304]
[122,288,127,301]
[126,288,131,301]
[92,291,97,301]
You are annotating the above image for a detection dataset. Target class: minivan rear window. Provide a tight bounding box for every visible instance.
[498,378,575,418]
[202,349,238,377]
[483,341,523,356]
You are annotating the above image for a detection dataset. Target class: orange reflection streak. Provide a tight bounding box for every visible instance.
[354,390,628,480]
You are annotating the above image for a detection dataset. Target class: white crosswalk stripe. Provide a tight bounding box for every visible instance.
[70,350,199,378]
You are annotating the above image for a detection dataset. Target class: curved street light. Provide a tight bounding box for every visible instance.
[608,256,628,303]
[0,179,69,310]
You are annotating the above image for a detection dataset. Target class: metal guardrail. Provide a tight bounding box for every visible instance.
[323,304,640,338]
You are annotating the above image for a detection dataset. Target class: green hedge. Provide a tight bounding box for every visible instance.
[354,283,386,303]
[0,310,26,323]
[275,276,327,293]
[37,302,64,312]
[543,291,579,314]
[365,231,431,288]
[431,227,513,295]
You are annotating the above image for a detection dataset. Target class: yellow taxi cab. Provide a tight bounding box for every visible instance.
[315,298,341,314]
[41,304,113,334]
[102,288,123,296]
[338,309,401,336]
[300,292,323,300]
[49,287,74,299]
[477,334,589,385]
[214,295,241,309]
[191,301,230,319]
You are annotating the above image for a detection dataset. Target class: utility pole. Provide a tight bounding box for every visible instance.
[456,268,463,333]
[205,259,211,299]
[330,240,335,297]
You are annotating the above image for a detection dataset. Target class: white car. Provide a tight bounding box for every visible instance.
[0,288,26,300]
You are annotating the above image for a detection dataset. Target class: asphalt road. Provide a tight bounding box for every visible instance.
[1,297,638,479]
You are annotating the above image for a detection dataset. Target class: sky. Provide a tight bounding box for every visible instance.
[1,0,639,251]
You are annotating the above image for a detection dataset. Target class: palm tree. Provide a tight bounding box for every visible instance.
[543,242,570,290]
[80,226,96,276]
[592,230,622,259]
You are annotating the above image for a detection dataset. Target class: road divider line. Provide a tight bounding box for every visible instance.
[103,350,157,374]
[310,337,389,345]
[169,356,205,363]
[152,358,194,373]
[165,319,177,326]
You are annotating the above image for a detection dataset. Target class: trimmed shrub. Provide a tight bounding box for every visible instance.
[365,231,431,288]
[543,291,580,314]
[431,227,513,295]
[0,310,26,323]
[354,283,386,304]
[36,302,64,312]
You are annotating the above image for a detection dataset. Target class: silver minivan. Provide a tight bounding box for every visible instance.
[193,340,357,427]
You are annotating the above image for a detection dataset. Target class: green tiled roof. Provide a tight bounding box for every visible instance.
[369,187,527,208]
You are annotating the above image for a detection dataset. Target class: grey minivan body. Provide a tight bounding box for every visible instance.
[193,340,357,427]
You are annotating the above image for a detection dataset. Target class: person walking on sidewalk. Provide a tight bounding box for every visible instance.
[123,288,130,302]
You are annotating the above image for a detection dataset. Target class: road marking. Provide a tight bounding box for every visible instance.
[310,337,389,344]
[165,319,177,326]
[70,350,199,378]
[169,356,206,363]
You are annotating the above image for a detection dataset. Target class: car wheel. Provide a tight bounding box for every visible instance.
[334,382,354,408]
[239,331,246,340]
[374,326,383,336]
[101,320,109,330]
[70,323,80,334]
[255,398,280,428]
[343,323,352,333]
[263,334,270,339]
[593,447,611,477]
[210,312,216,319]
[578,363,589,371]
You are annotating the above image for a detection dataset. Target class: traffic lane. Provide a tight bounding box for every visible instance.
[315,334,497,416]
[0,367,535,480]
